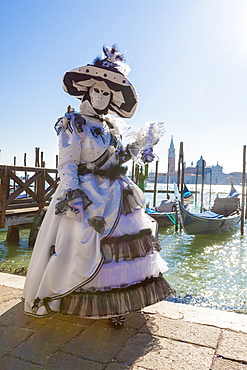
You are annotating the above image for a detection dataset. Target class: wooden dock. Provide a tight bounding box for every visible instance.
[0,165,59,243]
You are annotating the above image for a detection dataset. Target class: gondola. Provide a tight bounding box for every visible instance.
[146,184,193,228]
[174,183,241,235]
[146,207,177,228]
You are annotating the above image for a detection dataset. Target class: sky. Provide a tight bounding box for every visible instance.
[0,0,247,174]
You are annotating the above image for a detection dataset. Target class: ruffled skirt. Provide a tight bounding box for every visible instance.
[23,174,175,318]
[59,210,175,318]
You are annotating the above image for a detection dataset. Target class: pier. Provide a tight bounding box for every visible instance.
[0,165,59,244]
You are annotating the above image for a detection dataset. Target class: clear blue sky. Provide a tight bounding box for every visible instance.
[0,0,247,173]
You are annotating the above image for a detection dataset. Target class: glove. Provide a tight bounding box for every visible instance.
[141,146,155,163]
[68,198,84,222]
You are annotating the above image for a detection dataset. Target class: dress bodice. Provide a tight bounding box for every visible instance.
[78,116,118,168]
[55,113,124,190]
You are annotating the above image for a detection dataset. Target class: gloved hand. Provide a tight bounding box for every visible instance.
[141,146,155,163]
[68,198,84,222]
[127,142,140,158]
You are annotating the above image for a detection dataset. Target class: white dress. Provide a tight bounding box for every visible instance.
[23,112,174,318]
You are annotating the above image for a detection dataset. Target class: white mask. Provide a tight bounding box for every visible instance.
[89,81,111,110]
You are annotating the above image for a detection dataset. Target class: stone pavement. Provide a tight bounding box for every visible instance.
[0,273,247,370]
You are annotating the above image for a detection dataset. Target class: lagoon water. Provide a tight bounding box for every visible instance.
[0,183,246,314]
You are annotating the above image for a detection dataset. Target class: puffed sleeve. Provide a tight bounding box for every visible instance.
[55,114,82,190]
[54,114,91,218]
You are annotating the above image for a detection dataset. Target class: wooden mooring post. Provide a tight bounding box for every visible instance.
[153,159,159,207]
[195,165,198,205]
[241,145,246,235]
[209,169,212,206]
[166,163,170,199]
[200,159,205,213]
[175,142,184,232]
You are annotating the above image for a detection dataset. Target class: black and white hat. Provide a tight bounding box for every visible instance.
[63,45,138,118]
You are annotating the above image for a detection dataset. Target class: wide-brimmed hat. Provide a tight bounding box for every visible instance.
[63,45,138,118]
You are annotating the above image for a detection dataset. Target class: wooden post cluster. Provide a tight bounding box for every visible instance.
[11,148,54,168]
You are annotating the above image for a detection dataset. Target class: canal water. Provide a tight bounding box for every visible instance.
[0,184,246,314]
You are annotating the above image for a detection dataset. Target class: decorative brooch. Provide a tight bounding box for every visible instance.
[91,125,107,143]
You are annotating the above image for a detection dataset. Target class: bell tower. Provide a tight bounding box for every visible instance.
[168,135,175,172]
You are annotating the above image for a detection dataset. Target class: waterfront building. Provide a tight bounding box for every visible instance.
[147,137,242,185]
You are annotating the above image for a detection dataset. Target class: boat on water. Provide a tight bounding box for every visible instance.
[146,206,177,228]
[174,183,241,235]
[146,184,193,228]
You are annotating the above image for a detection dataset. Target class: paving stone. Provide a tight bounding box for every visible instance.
[217,330,247,362]
[0,285,22,300]
[124,312,148,330]
[140,315,221,348]
[0,274,25,289]
[10,318,84,364]
[0,298,23,316]
[116,331,158,366]
[0,285,23,316]
[0,355,42,369]
[147,301,247,333]
[0,302,35,327]
[104,362,132,369]
[0,325,33,357]
[45,351,105,369]
[212,357,247,369]
[62,319,136,364]
[52,312,96,327]
[117,333,215,370]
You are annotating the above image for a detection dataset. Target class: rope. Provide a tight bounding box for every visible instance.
[192,201,201,210]
[164,212,178,226]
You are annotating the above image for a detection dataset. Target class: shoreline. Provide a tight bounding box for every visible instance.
[0,271,246,333]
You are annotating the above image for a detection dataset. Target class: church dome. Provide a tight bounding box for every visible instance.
[196,155,206,167]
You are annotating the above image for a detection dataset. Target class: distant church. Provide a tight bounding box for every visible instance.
[148,136,241,185]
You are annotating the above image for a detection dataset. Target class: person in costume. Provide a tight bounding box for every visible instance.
[22,45,175,326]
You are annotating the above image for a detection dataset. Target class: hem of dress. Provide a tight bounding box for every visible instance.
[60,273,175,318]
[22,272,174,319]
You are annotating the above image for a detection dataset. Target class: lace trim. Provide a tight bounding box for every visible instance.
[60,274,175,318]
[101,229,161,263]
[55,188,92,215]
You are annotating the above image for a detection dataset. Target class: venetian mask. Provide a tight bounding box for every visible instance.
[89,81,111,111]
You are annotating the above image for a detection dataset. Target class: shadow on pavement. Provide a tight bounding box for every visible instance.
[0,300,161,369]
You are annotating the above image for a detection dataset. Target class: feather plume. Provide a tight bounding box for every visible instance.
[92,45,131,76]
[127,121,165,165]
[103,44,124,62]
[127,121,165,147]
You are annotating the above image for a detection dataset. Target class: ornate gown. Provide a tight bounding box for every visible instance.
[23,112,174,318]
